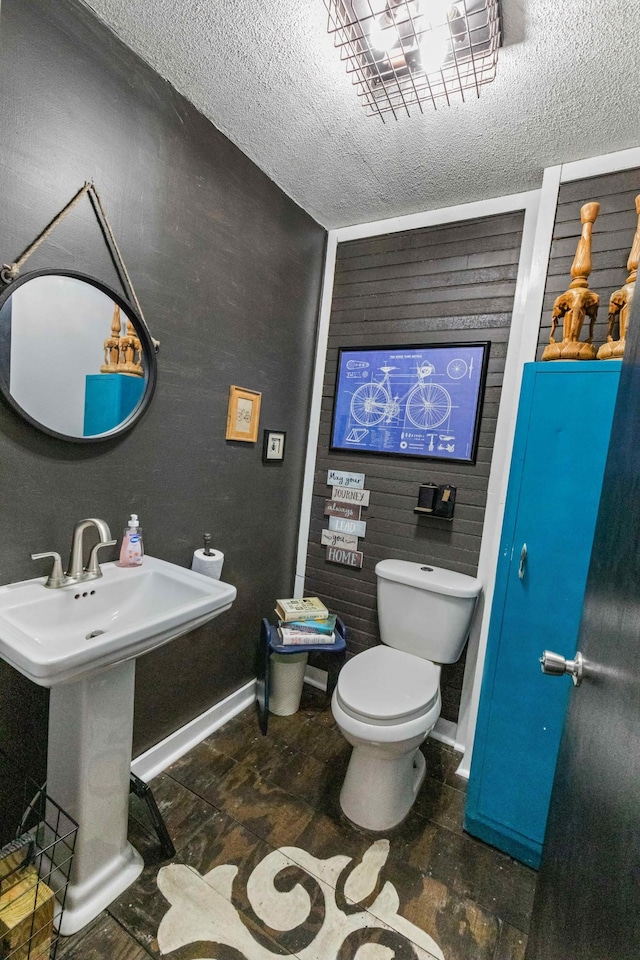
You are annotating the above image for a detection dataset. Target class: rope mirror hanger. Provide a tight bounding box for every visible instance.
[1,181,159,352]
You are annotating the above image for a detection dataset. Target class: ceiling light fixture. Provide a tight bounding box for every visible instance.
[323,0,501,121]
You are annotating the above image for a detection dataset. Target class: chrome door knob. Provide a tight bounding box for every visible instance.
[540,650,584,686]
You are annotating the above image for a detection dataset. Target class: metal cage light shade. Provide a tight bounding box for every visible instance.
[323,0,500,120]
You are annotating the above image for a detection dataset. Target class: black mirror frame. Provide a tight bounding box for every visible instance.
[0,269,158,443]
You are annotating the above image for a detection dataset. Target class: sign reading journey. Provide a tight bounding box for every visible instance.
[331,486,370,506]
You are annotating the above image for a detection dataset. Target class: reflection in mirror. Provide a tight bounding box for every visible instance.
[0,274,153,440]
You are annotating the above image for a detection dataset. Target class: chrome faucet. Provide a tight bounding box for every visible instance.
[32,518,117,589]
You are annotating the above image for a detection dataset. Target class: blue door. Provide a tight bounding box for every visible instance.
[465,361,621,866]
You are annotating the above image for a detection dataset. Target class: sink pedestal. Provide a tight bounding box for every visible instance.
[0,555,237,934]
[47,660,143,935]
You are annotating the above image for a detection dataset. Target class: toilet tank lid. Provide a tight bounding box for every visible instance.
[375,560,482,599]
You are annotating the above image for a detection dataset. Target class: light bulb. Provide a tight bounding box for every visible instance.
[370,15,400,52]
[421,0,455,24]
[419,25,450,70]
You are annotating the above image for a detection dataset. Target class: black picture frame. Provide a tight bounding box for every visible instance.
[330,342,490,464]
[262,429,286,462]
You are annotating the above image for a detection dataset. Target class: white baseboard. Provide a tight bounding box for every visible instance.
[131,679,256,783]
[430,717,458,749]
[430,718,470,780]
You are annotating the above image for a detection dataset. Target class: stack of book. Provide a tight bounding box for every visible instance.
[275,597,337,645]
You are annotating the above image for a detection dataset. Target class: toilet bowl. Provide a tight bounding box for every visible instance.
[332,560,481,831]
[332,645,441,830]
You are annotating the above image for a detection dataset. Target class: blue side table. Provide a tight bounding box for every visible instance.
[256,617,347,735]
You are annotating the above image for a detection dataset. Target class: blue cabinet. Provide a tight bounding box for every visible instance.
[83,373,145,436]
[465,361,621,867]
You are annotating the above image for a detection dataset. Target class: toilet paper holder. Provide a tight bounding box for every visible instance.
[414,484,456,521]
[191,532,224,580]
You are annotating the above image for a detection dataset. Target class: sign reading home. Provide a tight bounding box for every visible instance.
[321,529,359,550]
[331,486,370,507]
[328,516,367,538]
[327,470,365,489]
[326,546,364,569]
[324,500,361,521]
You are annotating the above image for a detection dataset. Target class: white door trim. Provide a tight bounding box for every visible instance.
[455,167,561,773]
[295,231,338,597]
[332,190,538,244]
[559,145,640,183]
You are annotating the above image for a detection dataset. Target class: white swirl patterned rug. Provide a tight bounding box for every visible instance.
[156,838,445,959]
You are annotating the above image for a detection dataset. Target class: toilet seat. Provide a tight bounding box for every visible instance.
[336,646,440,726]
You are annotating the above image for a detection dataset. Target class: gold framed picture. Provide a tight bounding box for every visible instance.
[225,385,262,442]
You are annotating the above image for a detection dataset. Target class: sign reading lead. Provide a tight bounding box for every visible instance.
[321,530,358,550]
[328,516,367,538]
[331,485,370,506]
[327,470,365,489]
[326,546,364,569]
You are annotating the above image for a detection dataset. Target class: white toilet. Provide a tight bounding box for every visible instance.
[331,559,481,831]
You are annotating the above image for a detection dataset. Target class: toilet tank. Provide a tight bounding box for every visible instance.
[375,560,481,663]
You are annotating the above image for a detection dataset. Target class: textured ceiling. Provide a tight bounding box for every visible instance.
[83,0,640,229]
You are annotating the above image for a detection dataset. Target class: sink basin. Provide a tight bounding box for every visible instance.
[0,555,236,686]
[0,554,237,935]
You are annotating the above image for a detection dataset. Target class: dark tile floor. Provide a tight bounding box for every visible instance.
[58,686,536,960]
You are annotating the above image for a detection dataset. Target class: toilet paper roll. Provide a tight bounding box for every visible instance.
[191,548,224,580]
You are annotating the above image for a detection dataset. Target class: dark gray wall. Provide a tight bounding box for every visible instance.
[304,212,524,722]
[0,0,325,791]
[537,169,640,357]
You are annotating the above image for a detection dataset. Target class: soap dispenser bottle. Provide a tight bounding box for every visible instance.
[119,514,144,567]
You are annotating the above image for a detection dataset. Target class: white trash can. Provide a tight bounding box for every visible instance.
[269,652,308,716]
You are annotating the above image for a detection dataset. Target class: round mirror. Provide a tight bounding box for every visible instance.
[0,270,157,442]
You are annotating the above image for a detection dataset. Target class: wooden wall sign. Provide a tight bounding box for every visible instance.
[321,529,359,550]
[323,475,368,569]
[324,500,361,520]
[326,546,364,568]
[327,470,365,489]
[328,516,367,538]
[331,485,370,506]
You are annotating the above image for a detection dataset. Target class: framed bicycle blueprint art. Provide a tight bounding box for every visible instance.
[330,342,490,464]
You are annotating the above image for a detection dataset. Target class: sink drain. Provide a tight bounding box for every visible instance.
[86,629,105,639]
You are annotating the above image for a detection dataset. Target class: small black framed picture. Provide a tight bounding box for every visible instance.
[262,429,286,462]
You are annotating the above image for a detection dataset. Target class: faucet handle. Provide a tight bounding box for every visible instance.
[31,551,65,589]
[86,540,117,578]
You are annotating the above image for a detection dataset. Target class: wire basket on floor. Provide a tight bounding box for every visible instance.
[0,758,77,960]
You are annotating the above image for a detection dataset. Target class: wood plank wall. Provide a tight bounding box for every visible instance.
[537,168,640,358]
[304,211,525,722]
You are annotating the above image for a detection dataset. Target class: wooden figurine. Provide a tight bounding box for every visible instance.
[125,320,143,376]
[100,303,123,373]
[543,202,600,361]
[597,195,640,360]
[100,308,144,376]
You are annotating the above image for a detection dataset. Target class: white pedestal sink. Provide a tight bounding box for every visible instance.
[0,556,236,935]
